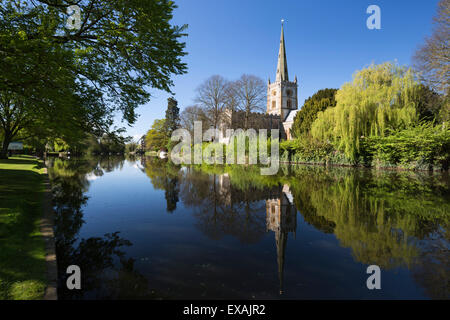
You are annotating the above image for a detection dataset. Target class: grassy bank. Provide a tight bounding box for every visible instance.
[0,156,47,300]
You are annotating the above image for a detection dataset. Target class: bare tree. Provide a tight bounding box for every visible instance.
[413,0,450,94]
[224,81,240,112]
[194,75,230,131]
[233,74,266,129]
[180,105,209,136]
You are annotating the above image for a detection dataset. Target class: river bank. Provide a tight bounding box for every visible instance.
[0,156,56,300]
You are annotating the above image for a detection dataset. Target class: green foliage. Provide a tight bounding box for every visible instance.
[291,88,337,139]
[99,135,126,154]
[284,63,449,169]
[0,0,187,158]
[361,122,450,170]
[414,84,446,122]
[70,132,127,155]
[125,142,139,154]
[145,119,168,151]
[0,157,46,299]
[284,122,450,170]
[51,138,70,152]
[280,137,344,164]
[164,97,180,137]
[311,62,419,162]
[439,96,450,123]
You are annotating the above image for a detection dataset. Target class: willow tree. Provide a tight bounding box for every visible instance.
[311,62,419,161]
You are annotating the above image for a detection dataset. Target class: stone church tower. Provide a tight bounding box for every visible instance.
[218,22,299,142]
[267,23,298,123]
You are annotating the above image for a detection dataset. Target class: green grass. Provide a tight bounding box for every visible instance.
[0,155,47,300]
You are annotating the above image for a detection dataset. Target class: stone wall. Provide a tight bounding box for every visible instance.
[218,109,287,143]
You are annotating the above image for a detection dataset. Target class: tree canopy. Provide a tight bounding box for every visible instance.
[0,0,187,158]
[165,97,180,136]
[311,62,419,161]
[180,105,210,136]
[145,119,168,151]
[232,74,266,129]
[291,88,337,139]
[194,75,231,130]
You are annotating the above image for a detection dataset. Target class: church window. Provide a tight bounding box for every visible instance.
[272,101,276,109]
[286,90,292,97]
[287,100,291,108]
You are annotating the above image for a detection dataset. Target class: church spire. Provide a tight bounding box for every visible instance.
[275,230,287,295]
[276,20,289,82]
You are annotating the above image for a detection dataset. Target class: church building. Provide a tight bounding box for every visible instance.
[267,22,299,140]
[218,23,299,142]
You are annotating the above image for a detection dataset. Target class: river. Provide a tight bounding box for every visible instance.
[46,155,449,299]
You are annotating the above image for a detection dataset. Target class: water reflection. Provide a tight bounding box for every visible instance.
[47,156,450,299]
[47,156,162,299]
[265,184,297,295]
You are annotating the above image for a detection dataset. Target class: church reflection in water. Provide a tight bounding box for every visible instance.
[143,159,301,295]
[49,156,449,299]
[216,172,298,294]
[266,184,297,294]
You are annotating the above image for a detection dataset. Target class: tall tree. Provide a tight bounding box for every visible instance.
[0,0,187,158]
[414,84,446,122]
[145,119,168,151]
[195,75,230,131]
[0,84,102,158]
[291,88,337,139]
[232,74,266,129]
[311,62,419,161]
[413,0,450,94]
[164,97,180,136]
[180,105,210,136]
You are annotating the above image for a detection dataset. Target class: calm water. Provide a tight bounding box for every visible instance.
[47,156,450,299]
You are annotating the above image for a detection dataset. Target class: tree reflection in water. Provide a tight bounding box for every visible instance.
[144,158,180,213]
[143,159,449,298]
[48,156,162,299]
[48,156,449,299]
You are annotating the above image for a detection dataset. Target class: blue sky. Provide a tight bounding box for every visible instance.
[119,0,440,141]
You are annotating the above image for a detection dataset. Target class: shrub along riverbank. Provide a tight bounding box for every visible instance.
[0,156,47,299]
[282,62,449,171]
[281,122,450,171]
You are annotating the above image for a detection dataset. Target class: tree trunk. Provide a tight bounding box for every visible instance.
[0,135,11,159]
[245,109,249,130]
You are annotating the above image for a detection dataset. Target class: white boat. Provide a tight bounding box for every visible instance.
[158,151,168,159]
